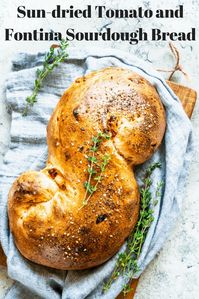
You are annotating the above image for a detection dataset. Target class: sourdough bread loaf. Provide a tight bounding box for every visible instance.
[8,67,166,270]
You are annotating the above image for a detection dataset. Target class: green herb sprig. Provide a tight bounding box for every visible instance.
[103,162,162,294]
[23,39,69,116]
[82,132,111,207]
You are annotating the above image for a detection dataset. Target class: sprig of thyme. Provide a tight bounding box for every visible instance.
[82,132,111,206]
[103,162,162,294]
[23,39,69,116]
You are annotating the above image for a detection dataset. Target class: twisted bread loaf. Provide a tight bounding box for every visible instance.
[8,67,166,270]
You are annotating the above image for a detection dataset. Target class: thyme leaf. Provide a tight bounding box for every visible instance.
[23,39,69,116]
[103,162,163,294]
[81,131,111,207]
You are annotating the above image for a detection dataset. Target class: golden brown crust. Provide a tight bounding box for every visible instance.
[8,67,166,270]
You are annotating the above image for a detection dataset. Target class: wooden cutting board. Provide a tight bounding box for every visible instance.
[0,81,197,298]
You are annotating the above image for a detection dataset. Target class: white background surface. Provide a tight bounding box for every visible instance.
[0,0,199,298]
